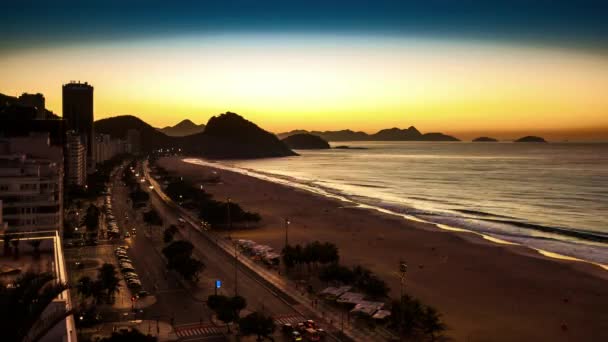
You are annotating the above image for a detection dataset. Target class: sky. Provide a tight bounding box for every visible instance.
[2,1,608,140]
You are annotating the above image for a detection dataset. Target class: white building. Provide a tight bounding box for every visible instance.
[67,132,86,187]
[94,134,126,164]
[0,133,63,232]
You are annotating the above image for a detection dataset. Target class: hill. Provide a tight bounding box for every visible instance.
[282,133,330,149]
[278,126,460,142]
[180,112,296,159]
[94,115,175,151]
[159,119,205,136]
[515,136,547,143]
[473,137,498,142]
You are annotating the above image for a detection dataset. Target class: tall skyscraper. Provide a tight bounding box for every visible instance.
[62,81,94,174]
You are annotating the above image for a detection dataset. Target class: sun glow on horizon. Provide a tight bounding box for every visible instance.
[1,34,608,139]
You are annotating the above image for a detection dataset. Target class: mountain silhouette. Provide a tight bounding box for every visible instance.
[95,113,295,158]
[282,133,330,149]
[94,115,174,151]
[180,112,296,158]
[159,119,205,136]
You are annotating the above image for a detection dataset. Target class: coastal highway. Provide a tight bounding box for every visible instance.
[115,163,304,337]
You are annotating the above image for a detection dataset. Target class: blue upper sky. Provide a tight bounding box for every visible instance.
[3,0,608,53]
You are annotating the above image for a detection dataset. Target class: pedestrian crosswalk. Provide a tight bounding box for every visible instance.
[175,324,224,338]
[273,313,305,325]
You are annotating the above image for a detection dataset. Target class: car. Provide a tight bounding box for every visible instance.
[124,232,130,238]
[117,256,130,262]
[303,320,316,329]
[290,331,303,341]
[124,274,139,281]
[121,267,136,273]
[116,252,128,257]
[304,328,321,341]
[120,262,134,268]
[127,282,142,289]
[137,290,149,298]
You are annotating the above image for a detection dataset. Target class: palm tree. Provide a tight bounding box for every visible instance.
[0,272,69,342]
[98,263,120,302]
[76,276,93,300]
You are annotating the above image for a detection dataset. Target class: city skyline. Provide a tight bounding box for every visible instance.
[2,1,608,140]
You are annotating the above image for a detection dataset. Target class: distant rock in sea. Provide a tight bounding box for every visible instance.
[515,136,547,143]
[473,137,498,142]
[277,126,460,141]
[334,145,368,150]
[282,133,330,149]
[159,119,205,136]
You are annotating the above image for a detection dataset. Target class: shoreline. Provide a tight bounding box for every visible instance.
[159,156,608,341]
[184,157,608,272]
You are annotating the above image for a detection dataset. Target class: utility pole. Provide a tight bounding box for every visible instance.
[284,218,290,250]
[227,197,232,240]
[399,261,407,341]
[234,241,238,296]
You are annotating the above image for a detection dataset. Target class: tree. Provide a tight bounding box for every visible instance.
[390,294,445,340]
[0,272,69,342]
[162,240,194,266]
[163,225,179,243]
[217,306,237,332]
[143,209,163,227]
[319,242,339,265]
[76,276,93,299]
[99,328,157,342]
[206,295,248,332]
[98,263,120,302]
[84,203,100,231]
[177,257,205,282]
[419,306,446,341]
[238,312,276,341]
[162,240,204,281]
[230,295,247,318]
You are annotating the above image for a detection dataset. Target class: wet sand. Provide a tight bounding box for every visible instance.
[158,156,608,342]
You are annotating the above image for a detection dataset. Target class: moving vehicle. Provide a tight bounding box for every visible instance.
[304,328,321,341]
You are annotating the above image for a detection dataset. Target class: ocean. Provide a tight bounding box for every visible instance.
[185,141,608,267]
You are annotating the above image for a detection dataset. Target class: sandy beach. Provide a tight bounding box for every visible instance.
[158,156,608,341]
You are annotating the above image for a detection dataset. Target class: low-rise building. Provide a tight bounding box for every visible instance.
[0,133,63,233]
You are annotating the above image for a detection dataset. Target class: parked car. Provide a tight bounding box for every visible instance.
[137,290,149,298]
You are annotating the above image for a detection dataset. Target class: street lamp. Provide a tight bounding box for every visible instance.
[284,218,290,249]
[234,241,239,296]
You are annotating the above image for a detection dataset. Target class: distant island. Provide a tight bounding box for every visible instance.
[515,136,547,143]
[334,145,368,150]
[473,137,498,142]
[159,119,205,136]
[282,133,330,149]
[278,126,460,141]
